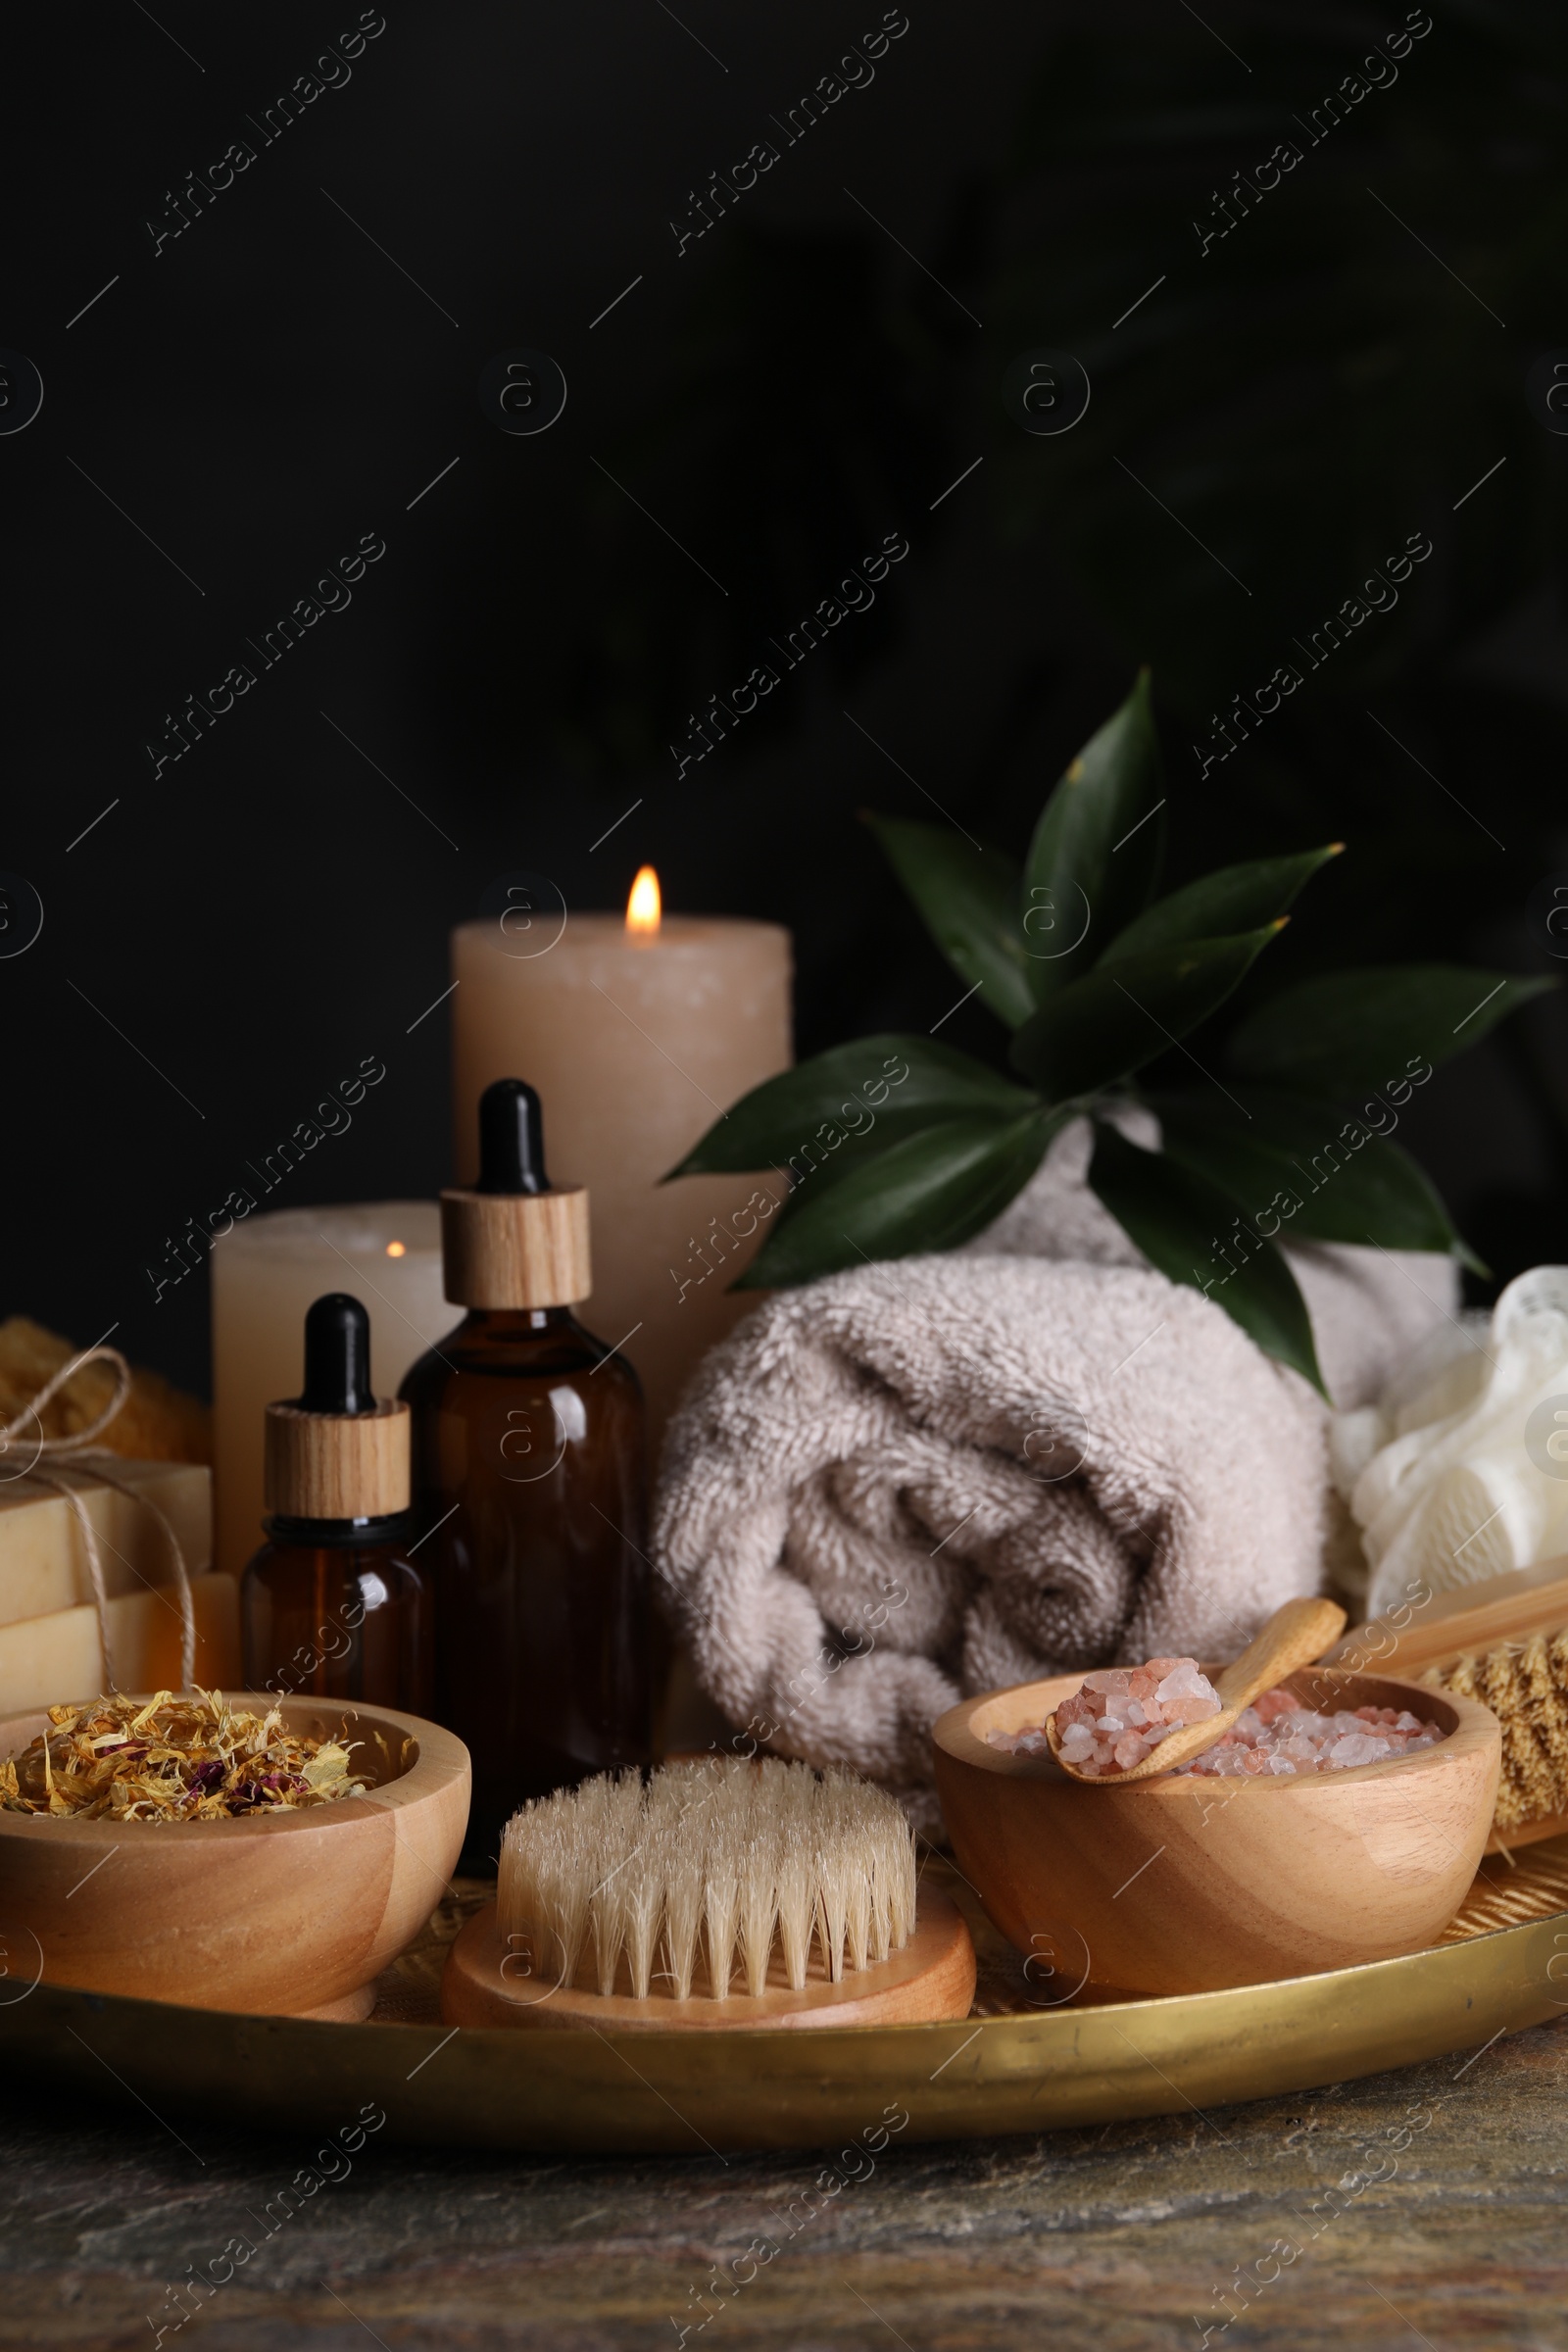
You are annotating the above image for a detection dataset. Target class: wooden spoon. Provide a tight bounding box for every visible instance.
[1044,1595,1348,1785]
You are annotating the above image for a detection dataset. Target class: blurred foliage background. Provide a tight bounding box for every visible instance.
[536,0,1568,1298]
[11,0,1568,1387]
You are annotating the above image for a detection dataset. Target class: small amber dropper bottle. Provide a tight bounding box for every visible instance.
[240,1294,432,1711]
[400,1079,661,1867]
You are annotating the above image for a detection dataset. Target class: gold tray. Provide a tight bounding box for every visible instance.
[5,1846,1566,2154]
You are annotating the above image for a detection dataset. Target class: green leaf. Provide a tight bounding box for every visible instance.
[1228,965,1557,1095]
[664,1035,1040,1181]
[735,1111,1065,1289]
[1087,1122,1327,1396]
[864,816,1036,1030]
[1021,669,1166,1004]
[1100,846,1341,967]
[1008,926,1284,1101]
[1148,1088,1476,1263]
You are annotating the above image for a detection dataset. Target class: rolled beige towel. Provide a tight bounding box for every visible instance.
[654,1254,1331,1832]
[653,1120,1459,1831]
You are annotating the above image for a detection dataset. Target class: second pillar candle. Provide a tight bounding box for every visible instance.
[450,874,793,1447]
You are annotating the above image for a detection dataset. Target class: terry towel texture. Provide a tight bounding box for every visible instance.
[653,1120,1458,1828]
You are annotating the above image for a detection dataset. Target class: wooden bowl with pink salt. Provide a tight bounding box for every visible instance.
[932,1665,1500,1997]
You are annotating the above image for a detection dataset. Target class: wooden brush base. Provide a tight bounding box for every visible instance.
[440,1888,976,2031]
[1489,1807,1568,1855]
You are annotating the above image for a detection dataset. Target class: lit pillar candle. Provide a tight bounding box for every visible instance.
[450,871,793,1444]
[211,1203,455,1577]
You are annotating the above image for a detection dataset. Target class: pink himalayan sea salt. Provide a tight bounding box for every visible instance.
[987,1666,1446,1778]
[988,1657,1223,1777]
[1171,1695,1444,1778]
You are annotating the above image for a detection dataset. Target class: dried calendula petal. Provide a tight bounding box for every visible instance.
[0,1689,367,1822]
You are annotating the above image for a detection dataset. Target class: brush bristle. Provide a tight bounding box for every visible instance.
[1422,1626,1568,1833]
[496,1757,917,2003]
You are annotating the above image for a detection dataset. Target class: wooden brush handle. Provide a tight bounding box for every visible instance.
[1333,1561,1568,1679]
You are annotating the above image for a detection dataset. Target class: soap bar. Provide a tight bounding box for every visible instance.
[0,1462,212,1631]
[0,1572,239,1719]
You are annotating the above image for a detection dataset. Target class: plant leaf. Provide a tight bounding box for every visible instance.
[1148,1088,1475,1262]
[665,1035,1040,1181]
[1228,965,1556,1095]
[1100,846,1341,967]
[864,815,1036,1030]
[1008,925,1284,1101]
[1021,669,1165,1004]
[1087,1121,1326,1396]
[734,1110,1065,1289]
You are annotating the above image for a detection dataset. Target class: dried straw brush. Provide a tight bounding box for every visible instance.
[1342,1559,1568,1847]
[440,1756,976,2032]
[1419,1629,1568,1838]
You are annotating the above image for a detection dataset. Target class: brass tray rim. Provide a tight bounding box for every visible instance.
[4,1877,1565,2155]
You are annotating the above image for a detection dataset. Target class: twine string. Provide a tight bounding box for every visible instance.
[0,1346,198,1692]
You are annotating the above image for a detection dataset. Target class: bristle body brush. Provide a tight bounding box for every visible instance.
[441,1756,976,2031]
[1346,1558,1568,1847]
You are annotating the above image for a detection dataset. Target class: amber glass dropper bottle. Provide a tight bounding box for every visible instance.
[240,1294,432,1710]
[400,1078,660,1869]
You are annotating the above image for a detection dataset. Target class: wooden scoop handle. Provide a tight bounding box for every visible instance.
[1046,1594,1348,1785]
[1212,1595,1349,1718]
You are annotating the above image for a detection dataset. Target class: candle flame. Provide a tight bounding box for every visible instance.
[626,865,662,939]
[385,1241,407,1258]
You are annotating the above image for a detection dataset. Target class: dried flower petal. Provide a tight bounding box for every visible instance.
[0,1690,367,1822]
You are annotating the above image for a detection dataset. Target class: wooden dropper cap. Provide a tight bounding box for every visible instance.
[441,1078,591,1308]
[264,1294,411,1521]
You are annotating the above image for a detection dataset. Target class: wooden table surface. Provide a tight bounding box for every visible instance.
[2,2011,1565,2352]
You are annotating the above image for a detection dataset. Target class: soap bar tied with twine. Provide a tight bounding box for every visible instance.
[0,1344,197,1691]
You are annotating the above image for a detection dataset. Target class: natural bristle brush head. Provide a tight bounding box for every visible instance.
[440,1756,976,2034]
[500,1758,912,1998]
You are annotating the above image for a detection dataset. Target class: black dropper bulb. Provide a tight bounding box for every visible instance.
[476,1077,550,1196]
[297,1293,375,1415]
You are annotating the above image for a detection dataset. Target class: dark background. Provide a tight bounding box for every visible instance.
[4,0,1567,1398]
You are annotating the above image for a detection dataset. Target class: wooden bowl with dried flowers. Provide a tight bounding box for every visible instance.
[0,1690,468,2020]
